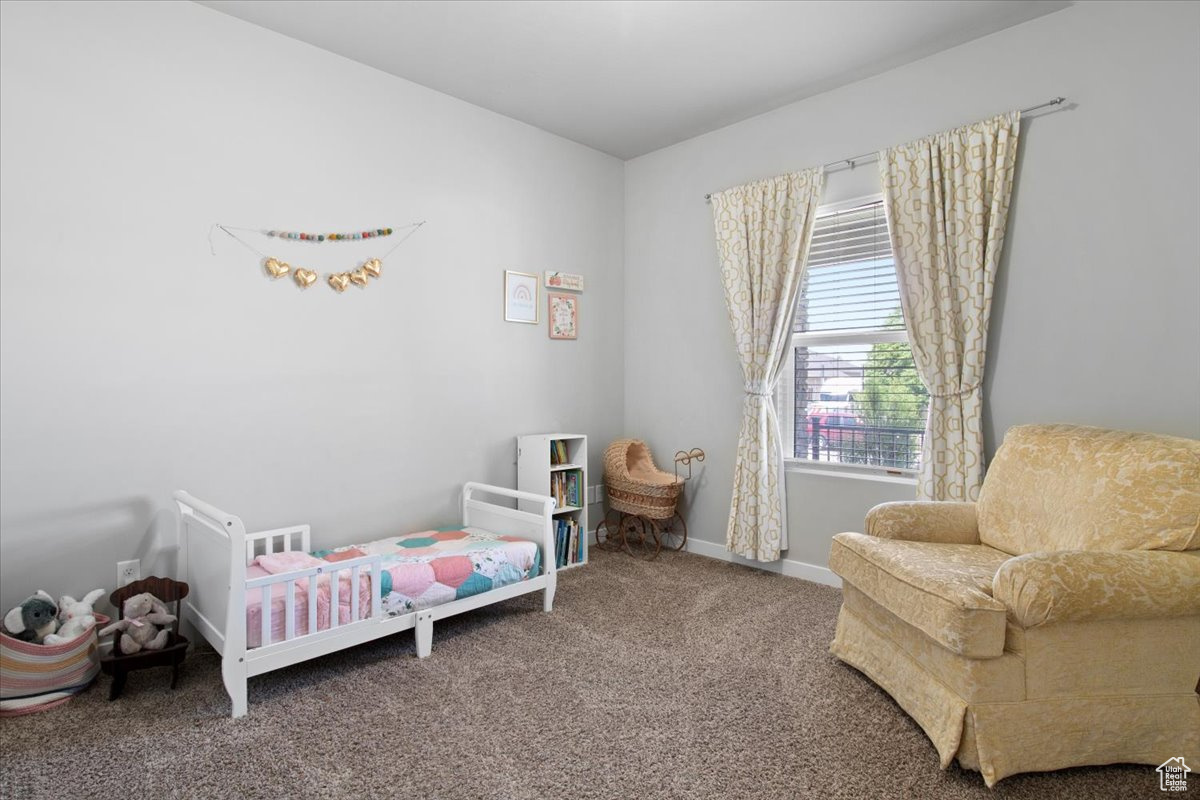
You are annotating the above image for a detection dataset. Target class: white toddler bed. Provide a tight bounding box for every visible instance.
[173,483,556,718]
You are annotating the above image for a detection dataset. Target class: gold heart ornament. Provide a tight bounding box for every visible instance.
[292,268,318,288]
[362,258,382,279]
[264,257,290,279]
[328,272,351,293]
[349,268,369,287]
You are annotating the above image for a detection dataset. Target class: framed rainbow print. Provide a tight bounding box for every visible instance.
[548,292,578,340]
[504,270,539,324]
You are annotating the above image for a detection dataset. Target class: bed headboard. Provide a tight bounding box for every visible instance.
[174,490,247,656]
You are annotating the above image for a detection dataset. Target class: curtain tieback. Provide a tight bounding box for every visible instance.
[743,383,772,397]
[928,380,982,399]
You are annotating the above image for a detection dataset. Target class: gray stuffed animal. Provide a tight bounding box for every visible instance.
[2,590,60,643]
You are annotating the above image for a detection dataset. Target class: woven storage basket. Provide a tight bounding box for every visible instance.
[604,439,684,520]
[0,614,108,716]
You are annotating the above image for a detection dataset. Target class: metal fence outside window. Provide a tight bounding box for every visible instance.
[796,419,924,470]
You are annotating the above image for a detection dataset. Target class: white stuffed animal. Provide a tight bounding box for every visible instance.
[43,589,105,645]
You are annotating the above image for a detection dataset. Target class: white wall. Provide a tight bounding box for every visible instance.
[4,1,1198,609]
[0,1,624,613]
[624,1,1200,569]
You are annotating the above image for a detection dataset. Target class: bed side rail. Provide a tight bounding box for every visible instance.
[245,553,383,650]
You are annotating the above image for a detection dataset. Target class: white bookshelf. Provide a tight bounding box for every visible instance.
[517,433,588,570]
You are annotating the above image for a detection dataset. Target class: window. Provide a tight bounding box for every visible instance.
[777,198,929,473]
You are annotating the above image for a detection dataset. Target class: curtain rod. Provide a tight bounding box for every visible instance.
[704,96,1067,201]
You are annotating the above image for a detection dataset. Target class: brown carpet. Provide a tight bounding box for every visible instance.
[0,550,1159,799]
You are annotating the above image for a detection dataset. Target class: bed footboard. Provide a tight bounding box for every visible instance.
[462,482,557,612]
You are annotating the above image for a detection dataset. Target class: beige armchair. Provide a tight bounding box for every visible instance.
[829,424,1200,786]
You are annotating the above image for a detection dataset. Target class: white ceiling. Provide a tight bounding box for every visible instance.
[197,0,1070,159]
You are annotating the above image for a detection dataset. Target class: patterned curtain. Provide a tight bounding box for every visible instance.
[711,169,825,561]
[880,112,1021,501]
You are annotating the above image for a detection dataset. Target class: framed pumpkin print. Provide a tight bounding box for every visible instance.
[548,292,578,340]
[504,270,539,324]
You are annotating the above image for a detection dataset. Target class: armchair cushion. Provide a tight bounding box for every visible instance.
[830,533,1010,658]
[866,501,979,544]
[977,424,1200,555]
[994,550,1200,628]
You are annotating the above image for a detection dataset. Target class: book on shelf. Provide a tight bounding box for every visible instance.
[550,439,569,466]
[566,472,579,507]
[552,472,564,509]
[556,522,566,573]
[552,517,582,567]
[550,470,584,510]
[548,470,581,510]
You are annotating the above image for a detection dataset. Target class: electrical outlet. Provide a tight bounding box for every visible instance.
[587,485,605,505]
[116,559,140,588]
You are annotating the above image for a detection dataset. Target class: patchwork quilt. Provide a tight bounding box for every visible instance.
[245,527,541,648]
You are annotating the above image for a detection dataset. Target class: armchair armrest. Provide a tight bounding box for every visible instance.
[865,501,979,544]
[994,550,1200,628]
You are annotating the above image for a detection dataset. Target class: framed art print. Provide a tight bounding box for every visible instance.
[548,292,578,339]
[504,270,539,324]
[544,271,584,292]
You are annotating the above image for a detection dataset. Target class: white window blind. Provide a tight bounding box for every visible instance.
[799,200,902,334]
[778,198,929,472]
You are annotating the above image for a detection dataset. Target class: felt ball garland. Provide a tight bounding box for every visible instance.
[266,228,394,242]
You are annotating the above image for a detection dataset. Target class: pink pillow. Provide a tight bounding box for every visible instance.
[321,547,367,563]
[254,551,324,574]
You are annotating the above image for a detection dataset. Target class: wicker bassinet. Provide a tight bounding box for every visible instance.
[603,439,684,520]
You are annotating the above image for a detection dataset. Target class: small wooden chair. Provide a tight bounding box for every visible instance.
[99,576,190,701]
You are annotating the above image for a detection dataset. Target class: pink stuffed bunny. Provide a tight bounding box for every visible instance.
[98,592,176,654]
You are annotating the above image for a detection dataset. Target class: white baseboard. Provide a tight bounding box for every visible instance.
[684,538,842,588]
